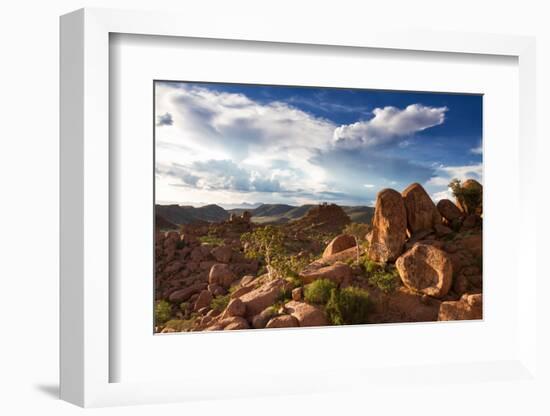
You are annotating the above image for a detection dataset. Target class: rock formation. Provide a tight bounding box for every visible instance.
[436,199,462,222]
[402,183,442,233]
[208,264,236,288]
[368,189,408,262]
[284,301,328,327]
[322,234,356,259]
[455,179,483,215]
[266,315,299,328]
[395,243,453,298]
[438,293,482,320]
[154,179,483,333]
[299,261,353,285]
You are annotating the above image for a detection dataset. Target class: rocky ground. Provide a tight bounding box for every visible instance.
[154,180,482,333]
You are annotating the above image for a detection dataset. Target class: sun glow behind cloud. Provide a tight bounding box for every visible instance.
[155,82,482,207]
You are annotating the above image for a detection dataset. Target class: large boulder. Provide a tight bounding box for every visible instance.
[222,298,246,318]
[208,264,236,288]
[252,307,278,329]
[461,214,481,230]
[220,316,250,330]
[455,179,483,215]
[436,199,462,222]
[457,234,482,258]
[212,245,232,263]
[402,183,441,233]
[284,301,329,327]
[193,290,212,311]
[240,275,256,286]
[320,247,358,265]
[230,284,255,299]
[207,283,226,297]
[168,282,208,303]
[239,278,288,319]
[438,293,482,321]
[395,243,453,298]
[299,261,353,285]
[368,189,408,262]
[367,286,441,323]
[322,234,356,259]
[265,314,300,328]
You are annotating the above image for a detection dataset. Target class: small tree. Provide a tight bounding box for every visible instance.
[449,178,482,215]
[241,225,286,279]
[343,222,370,263]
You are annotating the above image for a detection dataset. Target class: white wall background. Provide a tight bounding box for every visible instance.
[0,0,548,414]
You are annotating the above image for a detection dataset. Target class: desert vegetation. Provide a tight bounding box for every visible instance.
[154,179,482,333]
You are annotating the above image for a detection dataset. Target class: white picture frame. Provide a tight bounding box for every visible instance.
[60,7,539,408]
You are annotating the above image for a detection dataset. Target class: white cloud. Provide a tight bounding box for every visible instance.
[155,83,459,207]
[426,164,483,187]
[425,163,483,202]
[431,188,454,202]
[155,83,340,204]
[470,145,482,154]
[333,104,448,149]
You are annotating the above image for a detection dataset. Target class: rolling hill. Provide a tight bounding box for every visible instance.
[156,204,229,225]
[156,203,374,227]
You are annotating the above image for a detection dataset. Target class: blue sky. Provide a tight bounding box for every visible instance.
[155,81,482,208]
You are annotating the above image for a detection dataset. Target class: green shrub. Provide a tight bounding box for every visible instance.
[285,275,303,289]
[364,259,384,274]
[198,235,225,246]
[344,257,357,266]
[210,294,231,312]
[368,271,399,293]
[273,254,312,279]
[326,287,371,325]
[163,318,197,332]
[275,287,292,304]
[304,279,337,305]
[155,300,172,325]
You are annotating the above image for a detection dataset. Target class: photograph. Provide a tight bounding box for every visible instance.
[154,81,483,333]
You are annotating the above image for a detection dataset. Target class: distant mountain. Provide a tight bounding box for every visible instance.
[156,204,229,225]
[343,206,375,224]
[247,204,315,224]
[156,203,374,227]
[251,204,374,225]
[155,213,178,230]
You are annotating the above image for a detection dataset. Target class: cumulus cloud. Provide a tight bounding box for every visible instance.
[154,82,459,206]
[156,112,173,126]
[156,83,334,159]
[333,104,448,148]
[158,159,283,194]
[426,163,483,187]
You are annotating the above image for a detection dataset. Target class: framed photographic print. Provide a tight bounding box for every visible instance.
[153,80,483,334]
[60,7,540,409]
